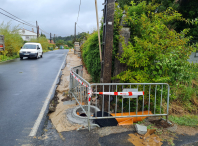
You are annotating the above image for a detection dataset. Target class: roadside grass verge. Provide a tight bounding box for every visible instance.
[0,55,19,62]
[169,114,198,127]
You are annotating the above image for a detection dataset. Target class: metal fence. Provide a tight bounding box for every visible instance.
[69,65,89,115]
[89,83,170,119]
[69,66,170,131]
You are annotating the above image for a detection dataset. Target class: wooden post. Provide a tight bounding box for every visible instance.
[50,33,52,43]
[95,0,102,62]
[100,0,115,111]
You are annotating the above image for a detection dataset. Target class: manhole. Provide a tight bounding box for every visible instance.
[66,105,100,125]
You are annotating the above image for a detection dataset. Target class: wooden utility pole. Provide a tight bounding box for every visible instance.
[74,22,77,42]
[101,0,115,83]
[36,21,39,39]
[100,0,115,111]
[37,25,39,40]
[50,33,52,43]
[54,34,55,43]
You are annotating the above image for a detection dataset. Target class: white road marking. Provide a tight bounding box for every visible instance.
[29,56,66,136]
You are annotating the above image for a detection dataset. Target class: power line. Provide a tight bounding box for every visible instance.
[0,8,51,36]
[76,0,81,23]
[77,24,85,32]
[39,27,50,35]
[0,11,36,28]
[0,8,36,28]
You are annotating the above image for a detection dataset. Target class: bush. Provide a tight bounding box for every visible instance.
[0,22,23,61]
[114,1,198,112]
[30,37,49,52]
[81,31,101,82]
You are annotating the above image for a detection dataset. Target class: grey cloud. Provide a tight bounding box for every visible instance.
[0,0,104,38]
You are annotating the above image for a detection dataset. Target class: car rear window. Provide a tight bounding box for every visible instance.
[22,44,36,49]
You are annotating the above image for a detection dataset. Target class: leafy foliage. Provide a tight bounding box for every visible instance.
[30,37,50,52]
[113,1,198,112]
[56,39,65,47]
[0,22,23,61]
[176,0,198,39]
[81,31,101,82]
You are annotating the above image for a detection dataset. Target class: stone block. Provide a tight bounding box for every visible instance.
[135,124,147,135]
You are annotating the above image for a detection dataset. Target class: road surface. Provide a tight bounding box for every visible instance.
[0,49,68,146]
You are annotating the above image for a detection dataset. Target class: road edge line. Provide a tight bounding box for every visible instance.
[29,55,66,137]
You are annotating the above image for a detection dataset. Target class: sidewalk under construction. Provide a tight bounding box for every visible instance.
[38,49,198,146]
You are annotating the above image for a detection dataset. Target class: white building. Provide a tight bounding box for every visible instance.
[18,28,38,41]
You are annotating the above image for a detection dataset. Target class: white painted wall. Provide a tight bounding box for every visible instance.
[19,29,37,41]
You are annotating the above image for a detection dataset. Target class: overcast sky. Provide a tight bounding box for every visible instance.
[0,0,104,38]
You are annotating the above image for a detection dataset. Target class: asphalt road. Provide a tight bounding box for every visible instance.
[0,49,68,146]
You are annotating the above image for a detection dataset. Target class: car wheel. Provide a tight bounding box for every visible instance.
[20,57,23,60]
[41,53,43,58]
[36,53,39,59]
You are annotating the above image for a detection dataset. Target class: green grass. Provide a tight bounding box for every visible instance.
[0,55,19,62]
[169,115,198,127]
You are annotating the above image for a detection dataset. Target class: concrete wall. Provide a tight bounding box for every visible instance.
[113,15,130,83]
[188,52,198,63]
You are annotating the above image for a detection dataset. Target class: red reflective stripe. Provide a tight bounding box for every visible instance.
[114,92,118,95]
[89,98,91,102]
[128,92,133,96]
[99,92,103,95]
[143,91,144,95]
[0,45,3,47]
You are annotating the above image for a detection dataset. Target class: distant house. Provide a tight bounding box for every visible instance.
[48,40,55,44]
[19,28,38,41]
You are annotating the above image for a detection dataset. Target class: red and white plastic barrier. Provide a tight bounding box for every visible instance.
[70,70,144,98]
[93,92,144,96]
[70,70,88,88]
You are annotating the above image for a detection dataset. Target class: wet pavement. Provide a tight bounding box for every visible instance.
[0,49,68,146]
[30,119,198,146]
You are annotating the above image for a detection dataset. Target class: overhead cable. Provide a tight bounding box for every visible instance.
[0,11,36,28]
[0,8,36,28]
[76,0,81,23]
[77,24,85,32]
[0,8,51,36]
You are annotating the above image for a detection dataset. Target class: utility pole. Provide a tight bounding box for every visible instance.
[37,25,39,40]
[50,33,52,43]
[100,0,115,111]
[74,22,77,42]
[54,34,55,43]
[36,21,38,39]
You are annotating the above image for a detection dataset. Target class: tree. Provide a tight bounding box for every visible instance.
[66,40,74,48]
[176,0,198,39]
[56,40,65,47]
[40,32,46,38]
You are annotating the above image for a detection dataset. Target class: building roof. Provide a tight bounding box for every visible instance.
[19,28,37,36]
[48,40,55,44]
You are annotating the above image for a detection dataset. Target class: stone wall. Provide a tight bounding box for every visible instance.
[74,42,81,57]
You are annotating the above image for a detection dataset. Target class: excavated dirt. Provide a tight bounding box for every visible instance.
[149,119,172,128]
[48,50,92,132]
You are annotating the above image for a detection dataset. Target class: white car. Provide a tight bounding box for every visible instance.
[19,43,43,59]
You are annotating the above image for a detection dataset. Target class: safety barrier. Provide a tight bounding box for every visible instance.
[69,66,170,131]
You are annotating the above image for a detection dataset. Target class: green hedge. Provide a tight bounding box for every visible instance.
[82,31,101,82]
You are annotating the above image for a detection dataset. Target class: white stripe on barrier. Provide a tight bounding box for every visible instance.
[92,91,144,96]
[70,70,88,88]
